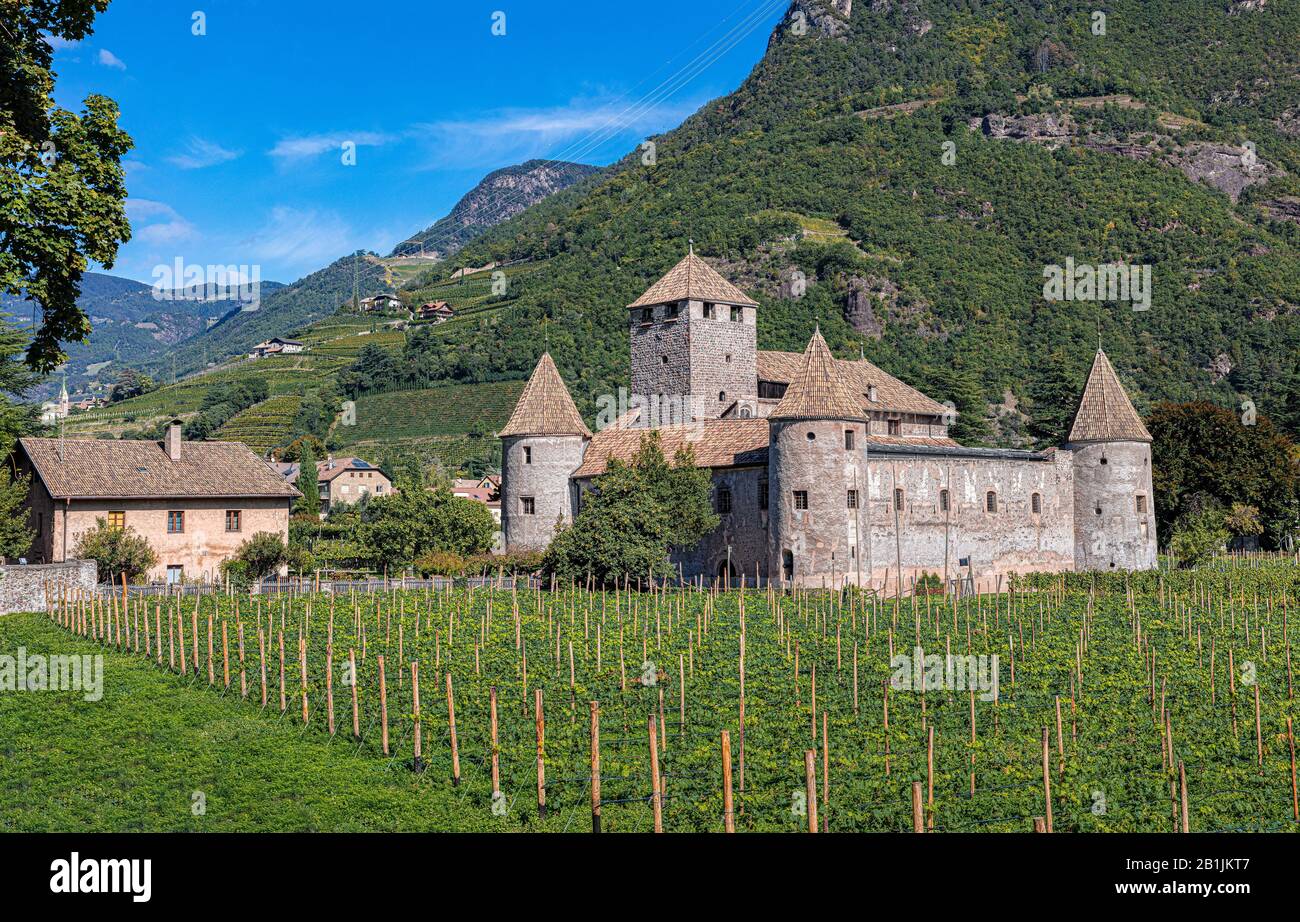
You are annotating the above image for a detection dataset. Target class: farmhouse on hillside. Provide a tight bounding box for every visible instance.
[249,337,304,358]
[359,294,402,313]
[498,249,1158,589]
[11,421,299,583]
[273,455,393,514]
[419,301,455,323]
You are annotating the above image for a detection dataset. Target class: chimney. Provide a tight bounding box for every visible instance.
[326,454,335,470]
[165,419,182,461]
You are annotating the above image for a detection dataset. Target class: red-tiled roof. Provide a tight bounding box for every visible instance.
[498,353,591,438]
[628,252,758,309]
[574,418,769,478]
[769,329,868,421]
[1068,350,1152,442]
[758,349,949,417]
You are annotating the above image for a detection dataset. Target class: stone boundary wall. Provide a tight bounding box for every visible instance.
[0,560,97,615]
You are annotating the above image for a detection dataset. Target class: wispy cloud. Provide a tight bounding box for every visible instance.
[166,137,242,170]
[240,206,354,271]
[43,35,81,50]
[408,95,704,169]
[97,48,126,70]
[126,199,198,247]
[267,131,396,165]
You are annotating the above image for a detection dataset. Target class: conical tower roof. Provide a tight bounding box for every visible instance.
[498,353,591,438]
[628,250,758,309]
[770,328,867,421]
[1067,350,1151,442]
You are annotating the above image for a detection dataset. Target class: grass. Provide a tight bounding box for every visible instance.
[341,380,524,442]
[0,613,536,832]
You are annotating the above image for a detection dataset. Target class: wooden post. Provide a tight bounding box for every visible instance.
[806,750,820,833]
[590,700,601,833]
[1033,816,1046,833]
[411,662,423,772]
[721,729,735,833]
[535,687,546,818]
[927,723,935,830]
[237,623,247,698]
[325,642,335,736]
[258,628,268,708]
[350,648,360,739]
[447,673,460,785]
[1254,683,1264,768]
[278,630,286,712]
[1289,716,1298,823]
[1041,727,1053,832]
[299,633,308,724]
[490,685,501,800]
[378,654,389,756]
[911,780,923,833]
[221,620,229,687]
[1179,759,1189,833]
[649,716,663,833]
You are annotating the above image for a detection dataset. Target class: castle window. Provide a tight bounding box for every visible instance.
[108,511,126,530]
[523,446,532,464]
[167,510,185,534]
[793,490,808,510]
[661,355,669,364]
[1031,493,1041,514]
[666,303,680,320]
[521,496,536,515]
[716,488,732,515]
[730,306,742,322]
[719,391,726,403]
[225,510,242,533]
[868,386,878,403]
[985,491,997,513]
[847,489,858,509]
[1095,506,1102,516]
[894,488,904,513]
[887,418,901,436]
[806,431,816,441]
[939,490,949,513]
[1100,457,1108,465]
[759,479,769,510]
[725,354,732,363]
[844,429,854,450]
[1136,495,1147,513]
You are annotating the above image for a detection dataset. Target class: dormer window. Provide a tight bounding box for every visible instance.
[868,385,878,402]
[730,306,742,322]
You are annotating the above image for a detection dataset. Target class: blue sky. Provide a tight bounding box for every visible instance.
[46,0,789,285]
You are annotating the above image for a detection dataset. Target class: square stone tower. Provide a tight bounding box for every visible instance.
[627,249,759,421]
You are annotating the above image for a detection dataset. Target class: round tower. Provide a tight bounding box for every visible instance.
[1065,349,1157,571]
[767,329,869,587]
[499,353,591,552]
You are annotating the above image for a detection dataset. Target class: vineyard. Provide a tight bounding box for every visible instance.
[341,380,525,443]
[28,563,1300,833]
[215,396,305,453]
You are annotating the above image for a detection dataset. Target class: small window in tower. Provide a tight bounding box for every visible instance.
[844,429,854,450]
[730,306,742,322]
[894,488,904,513]
[985,491,997,513]
[1136,495,1147,513]
[939,490,950,512]
[666,303,680,320]
[725,354,732,363]
[704,302,716,318]
[847,489,858,509]
[716,488,732,515]
[806,431,816,441]
[523,446,532,464]
[1031,493,1041,514]
[758,479,769,510]
[1100,457,1108,465]
[793,490,808,510]
[887,418,901,436]
[1095,506,1102,516]
[521,496,536,515]
[719,391,726,403]
[661,355,669,364]
[868,385,878,403]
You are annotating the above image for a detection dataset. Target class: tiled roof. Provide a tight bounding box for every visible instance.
[758,350,950,417]
[628,251,758,309]
[769,329,869,421]
[573,418,769,478]
[18,437,300,500]
[317,457,388,483]
[1068,350,1152,442]
[498,353,592,438]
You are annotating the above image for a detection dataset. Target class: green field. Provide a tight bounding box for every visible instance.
[6,564,1299,832]
[341,380,525,443]
[216,395,304,453]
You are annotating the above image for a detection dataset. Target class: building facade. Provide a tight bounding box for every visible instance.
[12,422,298,583]
[500,251,1158,589]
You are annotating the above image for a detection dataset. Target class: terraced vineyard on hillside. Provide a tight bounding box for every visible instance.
[216,395,305,453]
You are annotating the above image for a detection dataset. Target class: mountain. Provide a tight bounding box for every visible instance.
[389,160,602,260]
[1,272,285,400]
[374,0,1300,445]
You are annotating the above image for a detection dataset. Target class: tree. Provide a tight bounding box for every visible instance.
[1169,509,1229,569]
[2,0,133,371]
[543,432,719,585]
[294,443,320,517]
[234,532,288,581]
[357,483,495,568]
[73,519,157,584]
[1149,401,1300,550]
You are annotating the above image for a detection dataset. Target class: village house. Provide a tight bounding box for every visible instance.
[273,456,393,514]
[249,337,304,359]
[419,301,455,323]
[451,476,501,524]
[359,294,403,313]
[11,422,299,583]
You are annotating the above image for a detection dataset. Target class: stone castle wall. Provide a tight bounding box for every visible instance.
[500,435,587,551]
[1068,439,1157,571]
[0,560,97,615]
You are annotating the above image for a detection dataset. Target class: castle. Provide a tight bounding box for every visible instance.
[499,251,1157,589]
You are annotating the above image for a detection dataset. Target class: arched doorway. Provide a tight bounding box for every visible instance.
[782,550,794,581]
